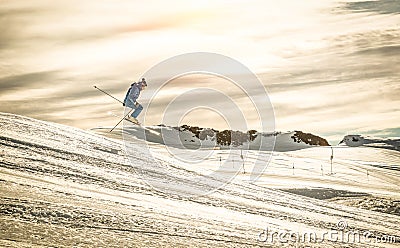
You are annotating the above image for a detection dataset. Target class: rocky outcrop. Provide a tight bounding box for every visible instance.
[173,125,330,148]
[291,131,330,146]
[175,125,259,146]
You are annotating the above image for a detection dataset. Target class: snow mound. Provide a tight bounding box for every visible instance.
[122,124,330,152]
[339,134,400,151]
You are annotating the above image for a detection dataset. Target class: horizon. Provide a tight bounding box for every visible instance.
[0,0,399,145]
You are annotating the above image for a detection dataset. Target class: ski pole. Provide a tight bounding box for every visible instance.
[93,85,135,131]
[94,85,123,104]
[110,109,133,132]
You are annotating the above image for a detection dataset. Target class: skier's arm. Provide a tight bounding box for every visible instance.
[127,87,140,105]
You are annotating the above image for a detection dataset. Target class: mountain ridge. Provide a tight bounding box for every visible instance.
[121,123,331,151]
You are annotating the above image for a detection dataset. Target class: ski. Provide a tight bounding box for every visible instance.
[124,117,142,126]
[108,111,143,128]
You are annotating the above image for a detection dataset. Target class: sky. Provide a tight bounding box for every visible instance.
[0,0,399,144]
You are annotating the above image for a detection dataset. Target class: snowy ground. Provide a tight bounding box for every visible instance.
[1,113,399,247]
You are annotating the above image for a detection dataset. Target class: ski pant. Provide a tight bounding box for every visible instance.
[125,101,143,118]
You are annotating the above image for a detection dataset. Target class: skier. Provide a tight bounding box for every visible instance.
[123,78,147,124]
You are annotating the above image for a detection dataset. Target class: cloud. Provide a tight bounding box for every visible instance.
[342,0,400,15]
[0,1,216,53]
[0,71,59,94]
[353,44,400,56]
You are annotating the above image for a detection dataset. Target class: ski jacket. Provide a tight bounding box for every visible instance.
[124,82,142,106]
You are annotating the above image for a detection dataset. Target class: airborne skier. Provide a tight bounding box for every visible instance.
[123,78,147,124]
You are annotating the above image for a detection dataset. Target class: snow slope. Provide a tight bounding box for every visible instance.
[1,113,399,247]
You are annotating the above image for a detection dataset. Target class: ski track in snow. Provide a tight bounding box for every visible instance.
[1,113,399,247]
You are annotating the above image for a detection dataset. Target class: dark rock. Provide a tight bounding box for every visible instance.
[291,131,330,146]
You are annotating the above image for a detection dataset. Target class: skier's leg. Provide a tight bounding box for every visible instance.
[131,104,143,118]
[125,100,136,109]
